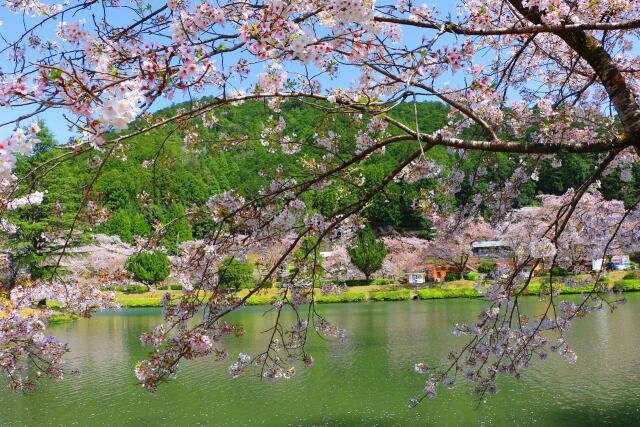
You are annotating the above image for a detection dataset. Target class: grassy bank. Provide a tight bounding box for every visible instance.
[417,288,480,299]
[115,290,181,307]
[49,312,80,323]
[83,274,640,309]
[17,308,80,323]
[112,286,478,307]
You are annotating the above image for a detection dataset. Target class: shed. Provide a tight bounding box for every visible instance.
[406,272,426,284]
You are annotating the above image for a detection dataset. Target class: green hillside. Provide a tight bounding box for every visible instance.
[12,100,639,252]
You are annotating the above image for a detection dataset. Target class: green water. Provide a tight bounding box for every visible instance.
[2,295,640,426]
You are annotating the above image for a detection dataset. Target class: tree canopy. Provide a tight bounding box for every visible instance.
[125,251,170,289]
[348,227,387,280]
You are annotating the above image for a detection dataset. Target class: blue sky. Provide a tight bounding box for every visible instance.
[0,1,462,142]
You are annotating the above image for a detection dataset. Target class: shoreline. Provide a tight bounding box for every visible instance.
[110,278,640,308]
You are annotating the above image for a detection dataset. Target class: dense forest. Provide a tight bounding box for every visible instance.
[12,100,640,253]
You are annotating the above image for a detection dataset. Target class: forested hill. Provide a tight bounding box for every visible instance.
[16,100,638,251]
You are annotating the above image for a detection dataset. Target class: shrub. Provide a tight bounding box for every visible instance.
[370,290,411,301]
[261,281,274,289]
[370,278,391,286]
[550,266,568,277]
[521,282,541,294]
[597,275,609,283]
[316,292,367,303]
[239,282,257,289]
[417,288,480,299]
[341,279,373,287]
[245,295,278,305]
[125,251,170,290]
[48,312,80,323]
[464,272,478,281]
[218,256,254,291]
[614,279,640,292]
[122,284,149,294]
[478,260,497,274]
[444,272,457,282]
[559,284,597,294]
[623,272,638,280]
[170,284,182,290]
[116,297,163,307]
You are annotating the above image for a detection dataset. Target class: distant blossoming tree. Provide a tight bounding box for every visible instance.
[425,217,496,277]
[0,0,638,406]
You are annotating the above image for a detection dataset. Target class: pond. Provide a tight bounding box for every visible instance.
[2,295,640,426]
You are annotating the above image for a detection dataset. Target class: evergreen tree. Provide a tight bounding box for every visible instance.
[348,227,387,280]
[125,251,170,290]
[218,256,254,290]
[2,125,87,287]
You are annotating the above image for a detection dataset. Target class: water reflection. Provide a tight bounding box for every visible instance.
[1,296,639,426]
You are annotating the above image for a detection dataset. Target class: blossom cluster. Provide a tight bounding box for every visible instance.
[0,123,41,181]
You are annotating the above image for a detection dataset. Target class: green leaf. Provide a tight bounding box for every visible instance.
[49,69,62,80]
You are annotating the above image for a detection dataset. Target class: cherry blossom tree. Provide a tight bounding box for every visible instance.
[0,0,638,405]
[501,190,640,272]
[383,236,431,277]
[425,217,496,277]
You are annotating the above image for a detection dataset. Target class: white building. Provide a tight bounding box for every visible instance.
[406,272,426,284]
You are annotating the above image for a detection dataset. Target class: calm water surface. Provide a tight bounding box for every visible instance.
[2,295,640,426]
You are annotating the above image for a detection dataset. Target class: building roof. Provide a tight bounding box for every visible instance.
[472,240,510,249]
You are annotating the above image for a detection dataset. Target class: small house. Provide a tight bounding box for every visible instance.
[610,255,631,270]
[592,258,604,272]
[406,272,426,284]
[426,264,449,282]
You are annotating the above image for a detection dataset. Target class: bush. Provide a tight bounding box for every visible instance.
[558,284,598,294]
[550,266,568,277]
[478,260,497,274]
[341,279,373,287]
[316,292,367,303]
[370,278,391,286]
[417,288,480,299]
[116,297,163,307]
[239,282,257,289]
[614,279,640,292]
[218,256,254,291]
[623,272,638,280]
[526,281,605,295]
[125,251,170,289]
[48,312,80,323]
[464,272,478,281]
[245,295,278,305]
[122,284,149,294]
[444,272,457,282]
[370,290,411,301]
[597,275,609,283]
